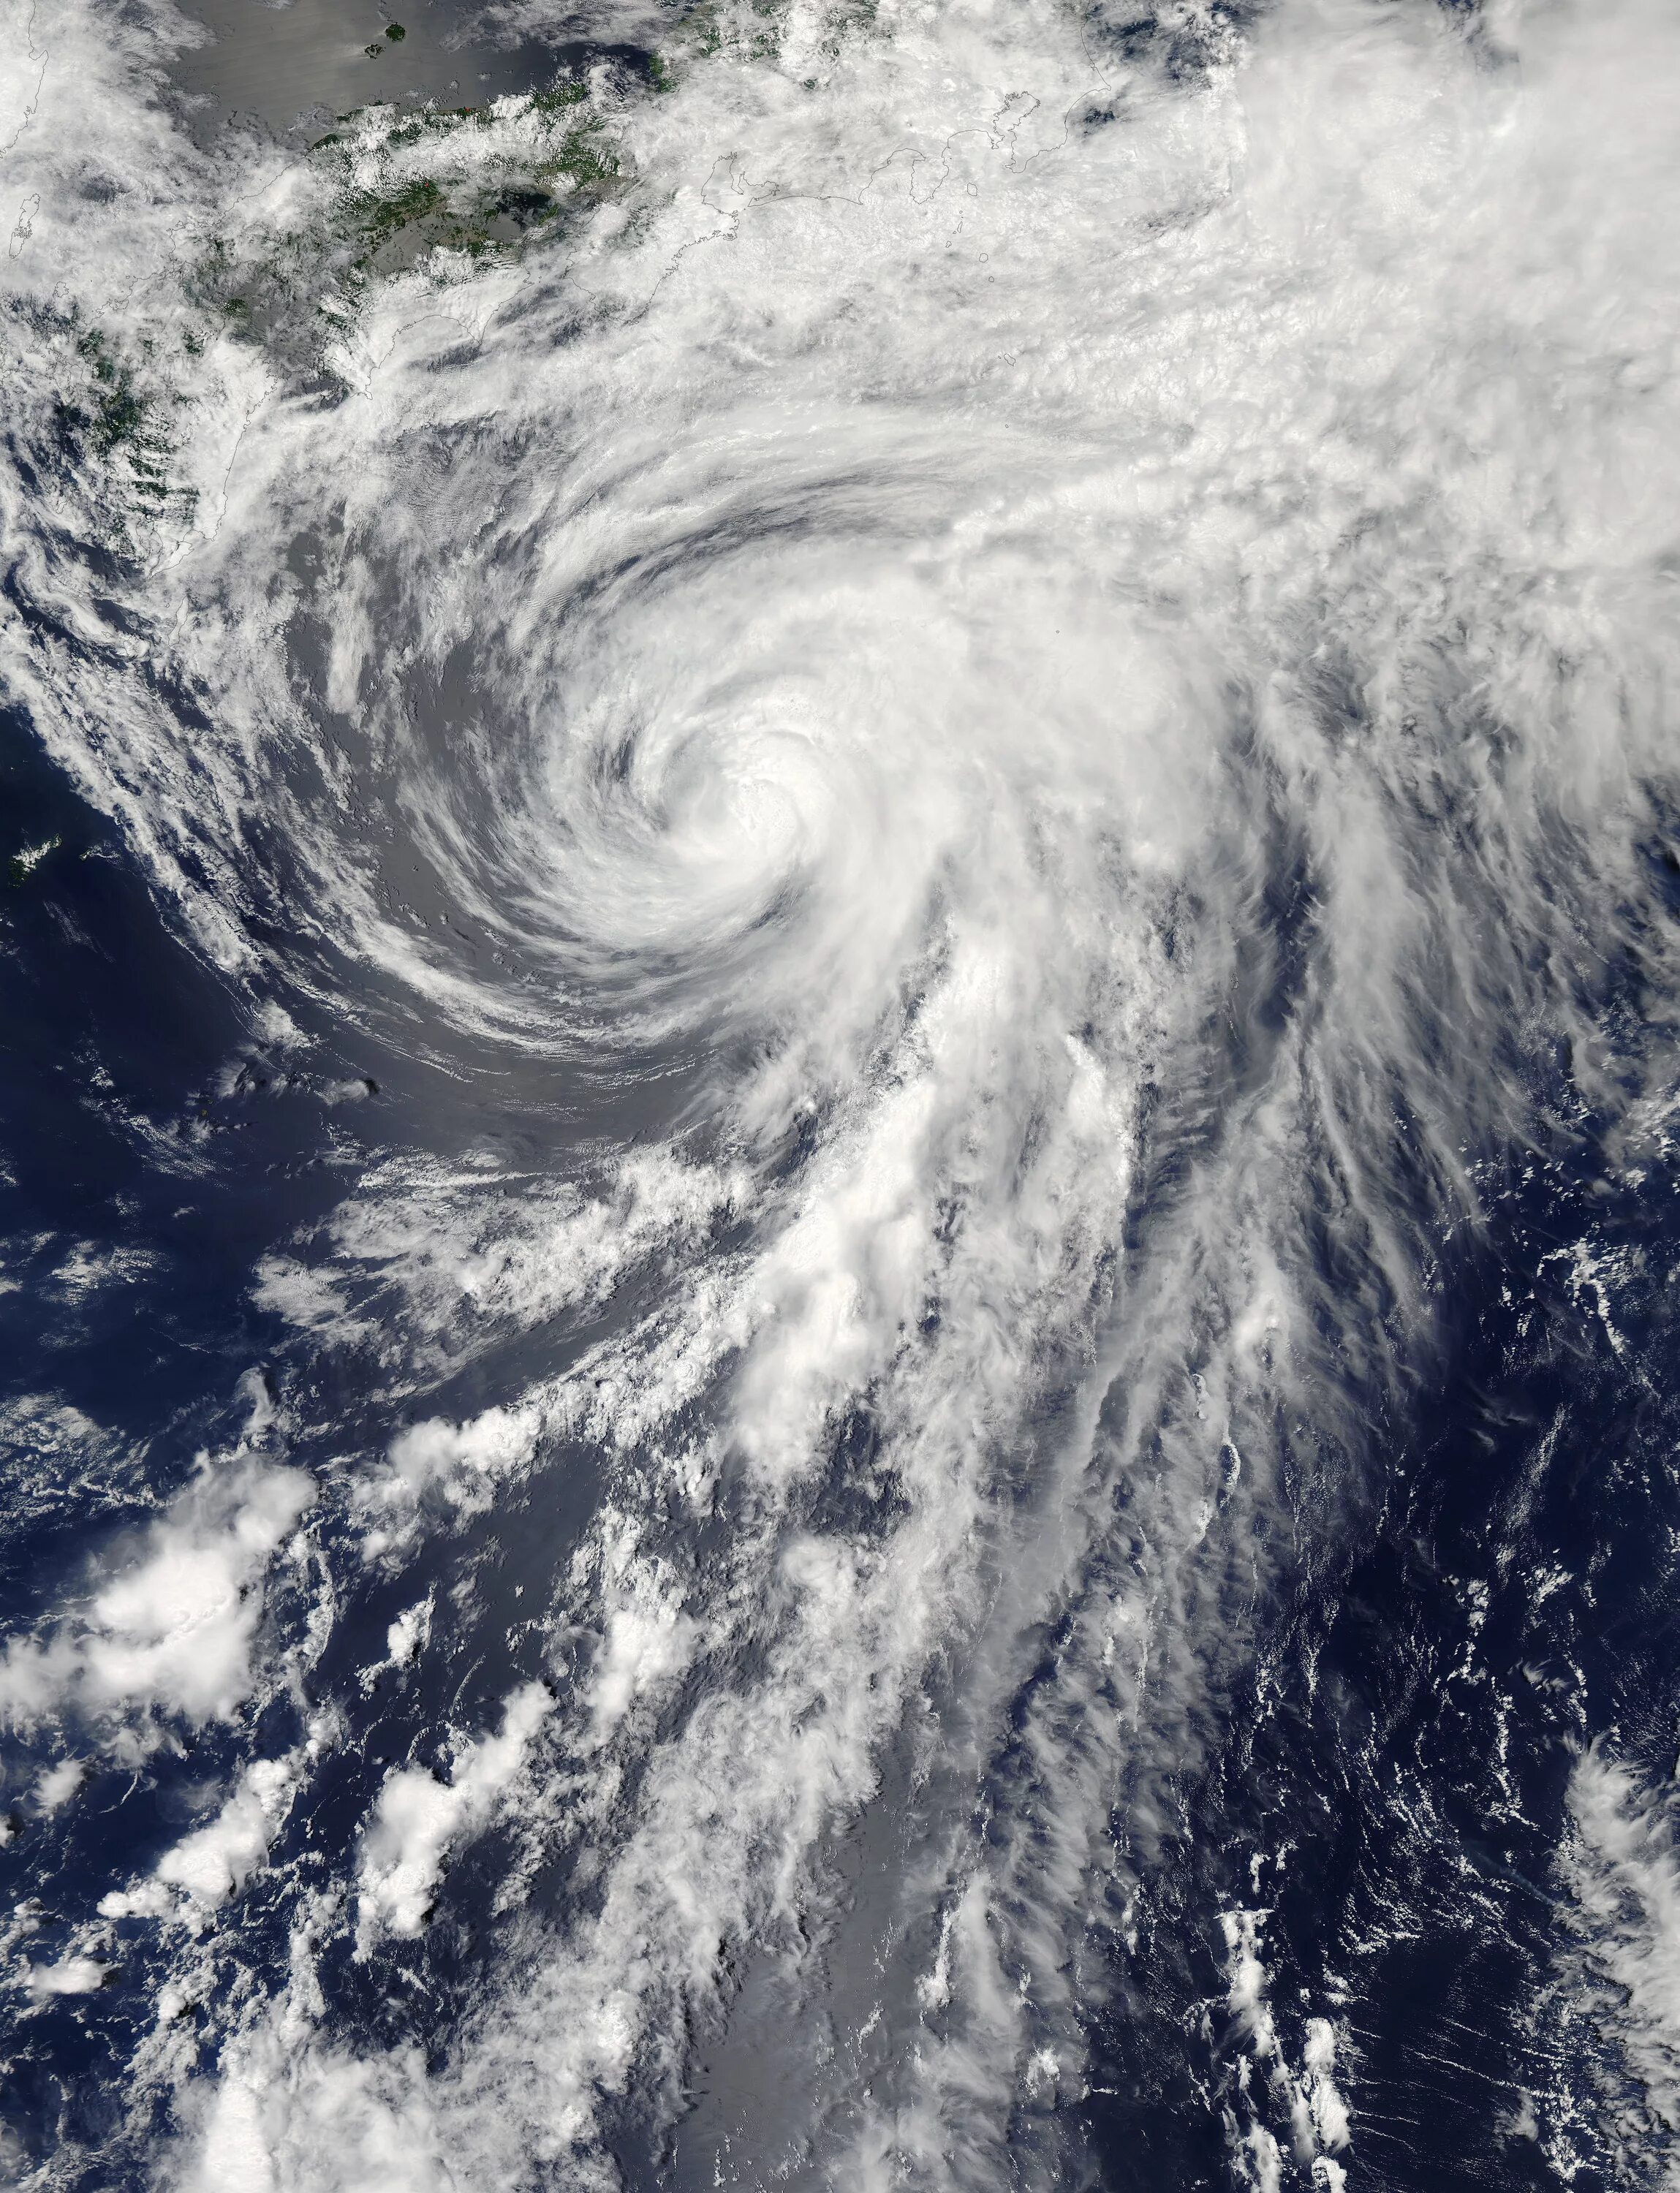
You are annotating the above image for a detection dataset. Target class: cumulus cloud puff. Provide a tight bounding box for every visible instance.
[0,1463,313,1740]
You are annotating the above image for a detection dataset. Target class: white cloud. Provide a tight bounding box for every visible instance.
[173,2030,448,2193]
[1555,1749,1680,2159]
[33,1758,86,1812]
[385,1600,431,1668]
[0,1462,313,1738]
[383,1408,540,1501]
[100,1754,300,1925]
[13,0,1680,2182]
[1216,1911,1353,2181]
[356,1685,552,1950]
[587,1561,696,1742]
[26,1955,109,1999]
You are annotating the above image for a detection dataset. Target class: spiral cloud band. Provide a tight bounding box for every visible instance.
[4,0,1680,2186]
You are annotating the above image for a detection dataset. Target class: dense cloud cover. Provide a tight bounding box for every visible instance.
[4,0,1680,2186]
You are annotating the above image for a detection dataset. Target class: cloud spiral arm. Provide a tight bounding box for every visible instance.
[3,0,1680,2186]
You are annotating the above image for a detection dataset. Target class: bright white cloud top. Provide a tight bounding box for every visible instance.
[3,0,1680,2187]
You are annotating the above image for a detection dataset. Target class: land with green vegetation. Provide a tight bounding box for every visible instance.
[36,0,847,542]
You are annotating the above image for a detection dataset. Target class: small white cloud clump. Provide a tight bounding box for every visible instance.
[25,1955,110,2000]
[0,1460,313,1746]
[100,1754,302,1928]
[356,1683,552,1950]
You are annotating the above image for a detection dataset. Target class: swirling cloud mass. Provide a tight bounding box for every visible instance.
[4,0,1680,2186]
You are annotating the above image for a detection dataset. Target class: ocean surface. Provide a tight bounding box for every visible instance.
[4,0,1680,2186]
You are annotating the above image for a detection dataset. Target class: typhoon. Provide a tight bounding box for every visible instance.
[3,0,1680,2186]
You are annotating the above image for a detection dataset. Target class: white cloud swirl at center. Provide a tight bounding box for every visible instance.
[5,0,1680,2185]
